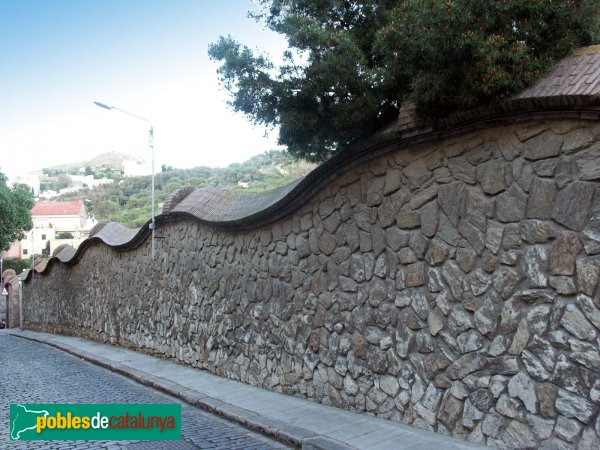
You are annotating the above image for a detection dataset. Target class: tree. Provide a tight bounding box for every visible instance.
[56,232,75,239]
[0,172,34,252]
[209,0,599,161]
[2,257,31,274]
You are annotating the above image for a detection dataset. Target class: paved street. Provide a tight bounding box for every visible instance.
[0,333,289,449]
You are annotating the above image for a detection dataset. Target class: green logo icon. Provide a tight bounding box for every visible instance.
[10,404,181,440]
[10,405,50,440]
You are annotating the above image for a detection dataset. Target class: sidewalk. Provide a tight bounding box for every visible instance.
[8,329,487,450]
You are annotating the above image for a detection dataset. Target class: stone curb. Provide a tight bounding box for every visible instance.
[10,332,357,450]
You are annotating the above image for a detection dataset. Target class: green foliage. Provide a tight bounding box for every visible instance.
[40,174,72,192]
[56,232,75,239]
[1,257,31,275]
[209,0,599,161]
[0,172,34,252]
[80,150,314,228]
[42,167,65,176]
[380,0,599,118]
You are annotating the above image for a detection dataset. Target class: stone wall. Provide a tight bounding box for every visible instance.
[23,118,600,448]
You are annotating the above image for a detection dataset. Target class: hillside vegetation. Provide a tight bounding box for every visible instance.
[51,150,315,228]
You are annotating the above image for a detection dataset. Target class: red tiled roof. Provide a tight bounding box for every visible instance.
[31,200,84,216]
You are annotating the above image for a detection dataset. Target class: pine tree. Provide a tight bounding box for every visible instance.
[209,0,599,161]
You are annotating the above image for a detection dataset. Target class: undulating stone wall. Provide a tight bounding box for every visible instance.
[24,118,600,448]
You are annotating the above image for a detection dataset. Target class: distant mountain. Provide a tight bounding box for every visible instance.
[45,152,135,172]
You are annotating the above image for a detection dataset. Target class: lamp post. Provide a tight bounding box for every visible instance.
[94,101,156,258]
[18,276,23,330]
[31,229,34,280]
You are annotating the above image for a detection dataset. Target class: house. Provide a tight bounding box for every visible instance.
[122,159,151,177]
[3,200,93,258]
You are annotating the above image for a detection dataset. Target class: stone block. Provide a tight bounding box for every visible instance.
[574,143,600,181]
[521,246,548,288]
[383,168,402,195]
[409,184,438,210]
[424,238,448,266]
[437,181,466,227]
[513,158,534,192]
[458,219,485,255]
[477,159,507,194]
[442,260,466,299]
[561,304,596,341]
[548,276,576,295]
[385,227,409,251]
[448,156,476,184]
[482,411,503,438]
[562,127,594,154]
[485,221,504,254]
[507,371,537,414]
[526,177,557,219]
[524,130,562,160]
[437,211,461,246]
[404,263,426,288]
[548,231,582,276]
[519,219,557,244]
[437,393,464,428]
[427,308,445,336]
[420,201,438,238]
[365,176,385,206]
[408,232,428,259]
[318,231,337,255]
[582,219,600,255]
[405,159,431,189]
[496,185,527,223]
[456,246,476,273]
[552,181,595,231]
[554,416,582,443]
[474,290,502,336]
[555,389,595,424]
[493,267,521,299]
[576,256,600,296]
[396,211,420,229]
[532,157,558,177]
[377,197,398,228]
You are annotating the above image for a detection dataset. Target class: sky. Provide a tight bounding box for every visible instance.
[0,0,288,179]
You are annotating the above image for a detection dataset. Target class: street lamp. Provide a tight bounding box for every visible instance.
[94,101,156,258]
[18,276,23,330]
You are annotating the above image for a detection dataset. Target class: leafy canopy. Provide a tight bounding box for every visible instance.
[209,0,599,161]
[0,172,34,252]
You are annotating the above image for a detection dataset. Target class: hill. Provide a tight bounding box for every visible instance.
[52,150,316,228]
[43,152,134,173]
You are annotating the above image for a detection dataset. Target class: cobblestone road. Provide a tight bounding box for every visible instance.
[0,333,289,450]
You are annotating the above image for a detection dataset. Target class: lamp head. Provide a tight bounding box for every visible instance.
[94,101,112,110]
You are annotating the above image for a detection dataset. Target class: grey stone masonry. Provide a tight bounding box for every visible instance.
[22,117,600,449]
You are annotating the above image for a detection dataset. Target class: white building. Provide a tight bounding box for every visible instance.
[10,172,40,196]
[3,199,92,258]
[122,159,151,177]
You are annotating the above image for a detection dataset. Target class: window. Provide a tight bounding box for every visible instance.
[23,249,28,255]
[41,234,46,240]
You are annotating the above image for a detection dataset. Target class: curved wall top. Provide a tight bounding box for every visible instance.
[25,46,600,281]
